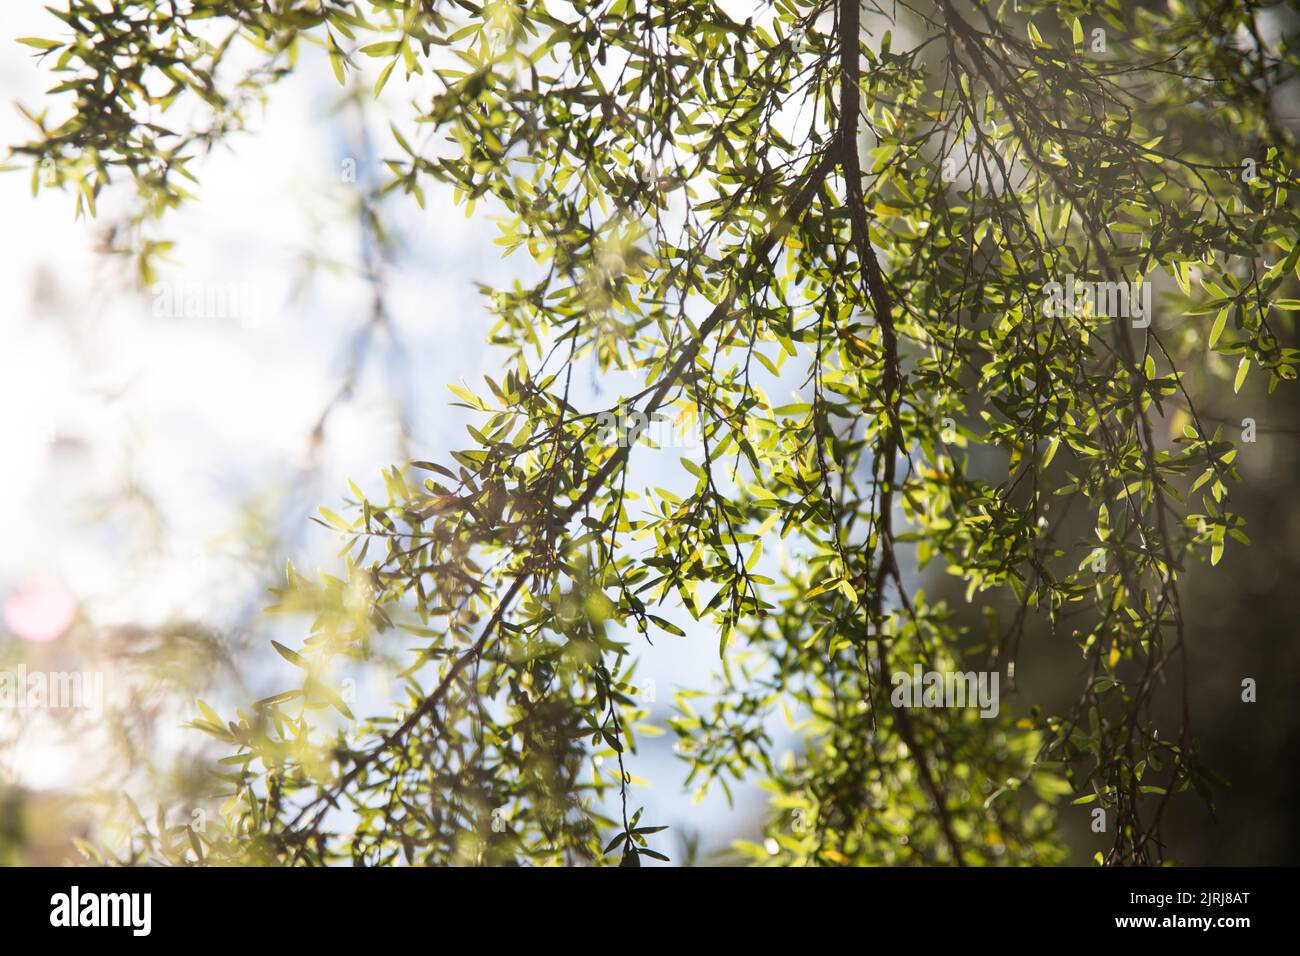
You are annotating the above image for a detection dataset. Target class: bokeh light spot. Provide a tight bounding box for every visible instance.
[3,576,78,643]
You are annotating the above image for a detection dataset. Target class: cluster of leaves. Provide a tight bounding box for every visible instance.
[14,0,1300,865]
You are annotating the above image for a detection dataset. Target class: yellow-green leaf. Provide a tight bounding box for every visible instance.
[1209,307,1229,349]
[1233,356,1249,393]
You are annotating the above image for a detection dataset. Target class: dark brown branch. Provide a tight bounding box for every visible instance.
[838,0,966,866]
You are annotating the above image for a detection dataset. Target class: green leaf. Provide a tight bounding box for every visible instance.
[374,58,398,97]
[271,641,307,668]
[196,699,222,726]
[1233,356,1249,393]
[448,383,482,408]
[327,31,347,85]
[318,507,350,529]
[647,615,685,637]
[1209,306,1229,349]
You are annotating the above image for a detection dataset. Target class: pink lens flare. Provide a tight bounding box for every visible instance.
[3,576,79,643]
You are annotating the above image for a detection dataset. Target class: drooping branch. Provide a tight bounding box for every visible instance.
[837,0,965,865]
[279,145,840,848]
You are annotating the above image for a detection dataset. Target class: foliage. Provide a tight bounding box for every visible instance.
[13,0,1300,865]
